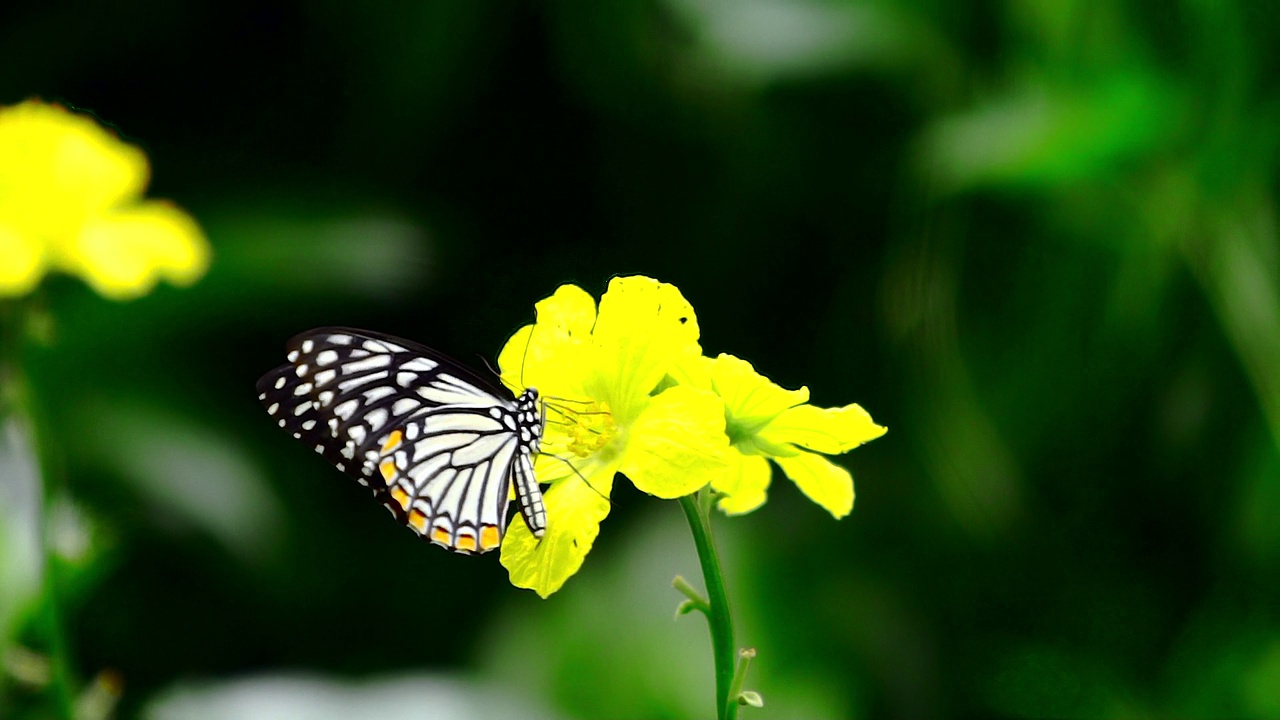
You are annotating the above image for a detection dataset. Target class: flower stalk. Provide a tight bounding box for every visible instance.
[729,648,761,708]
[678,485,740,720]
[671,575,710,617]
[2,304,74,719]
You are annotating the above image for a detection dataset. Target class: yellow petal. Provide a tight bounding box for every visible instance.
[760,403,886,455]
[497,325,536,391]
[0,222,46,297]
[595,275,700,352]
[773,452,855,519]
[620,385,729,499]
[709,354,810,436]
[532,449,615,491]
[711,451,772,516]
[667,352,713,390]
[534,283,598,340]
[498,284,596,398]
[0,100,148,215]
[64,201,210,300]
[500,473,613,598]
[588,276,702,421]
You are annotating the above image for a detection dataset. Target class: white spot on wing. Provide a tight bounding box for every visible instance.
[338,371,388,392]
[334,399,359,420]
[287,350,299,362]
[301,419,316,431]
[349,425,367,445]
[417,386,490,406]
[366,408,389,431]
[421,411,504,433]
[402,358,437,372]
[316,350,339,366]
[454,433,511,465]
[409,454,452,484]
[438,374,486,396]
[274,377,286,390]
[344,354,392,374]
[301,340,314,353]
[315,369,337,386]
[327,334,353,345]
[392,398,420,416]
[364,386,396,403]
[413,432,479,461]
[267,403,279,415]
[397,372,417,387]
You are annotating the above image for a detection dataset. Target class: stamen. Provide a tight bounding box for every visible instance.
[560,400,616,458]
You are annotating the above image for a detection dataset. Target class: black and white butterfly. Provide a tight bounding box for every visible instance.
[257,328,547,554]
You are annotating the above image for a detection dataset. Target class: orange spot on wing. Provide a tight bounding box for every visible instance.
[479,525,501,550]
[381,430,403,454]
[431,527,451,545]
[391,487,410,510]
[379,459,397,484]
[456,535,477,552]
[408,509,428,532]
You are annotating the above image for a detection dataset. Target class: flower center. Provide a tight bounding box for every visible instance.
[549,399,618,459]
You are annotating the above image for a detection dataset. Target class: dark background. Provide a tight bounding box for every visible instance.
[3,0,1280,717]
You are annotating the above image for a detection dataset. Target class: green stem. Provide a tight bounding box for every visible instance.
[39,549,73,719]
[678,486,738,720]
[728,647,759,708]
[2,304,75,719]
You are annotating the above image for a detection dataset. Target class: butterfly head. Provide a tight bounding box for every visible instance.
[515,388,544,451]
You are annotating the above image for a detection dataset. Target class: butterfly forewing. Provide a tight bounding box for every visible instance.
[257,327,546,554]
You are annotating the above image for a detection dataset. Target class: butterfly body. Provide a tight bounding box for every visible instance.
[257,328,547,554]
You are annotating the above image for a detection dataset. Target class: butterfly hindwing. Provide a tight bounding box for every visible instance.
[258,327,546,553]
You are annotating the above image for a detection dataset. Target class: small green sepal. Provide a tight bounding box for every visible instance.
[672,575,711,617]
[675,599,701,618]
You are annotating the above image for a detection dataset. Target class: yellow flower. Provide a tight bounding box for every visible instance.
[497,276,730,597]
[689,353,886,517]
[0,99,209,299]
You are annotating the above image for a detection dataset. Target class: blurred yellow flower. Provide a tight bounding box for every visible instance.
[0,99,209,299]
[497,276,730,597]
[687,353,886,517]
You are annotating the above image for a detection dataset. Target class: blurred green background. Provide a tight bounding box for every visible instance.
[3,0,1280,718]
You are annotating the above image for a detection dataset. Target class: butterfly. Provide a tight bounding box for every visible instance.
[257,327,547,554]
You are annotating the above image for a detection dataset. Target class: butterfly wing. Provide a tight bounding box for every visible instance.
[257,327,545,554]
[376,407,524,553]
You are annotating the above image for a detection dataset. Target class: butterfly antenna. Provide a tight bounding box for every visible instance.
[479,354,520,395]
[519,316,538,389]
